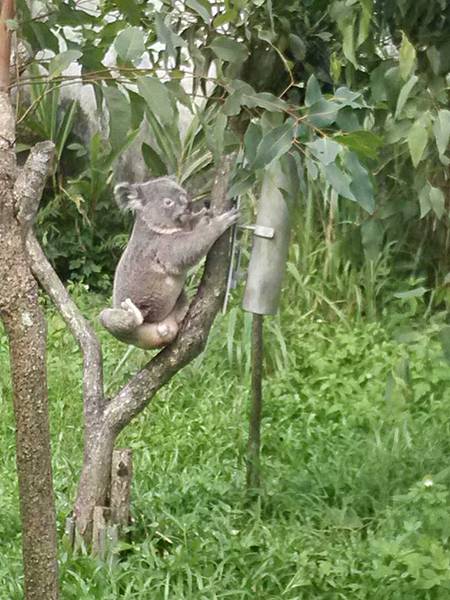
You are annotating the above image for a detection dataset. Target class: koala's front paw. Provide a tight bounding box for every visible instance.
[218,206,239,229]
[121,298,144,326]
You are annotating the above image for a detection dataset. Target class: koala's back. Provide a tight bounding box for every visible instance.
[113,233,185,322]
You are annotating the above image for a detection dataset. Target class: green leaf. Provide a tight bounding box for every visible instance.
[222,91,243,116]
[244,121,263,162]
[227,170,255,198]
[433,109,450,157]
[306,138,340,165]
[242,91,287,112]
[166,80,193,112]
[213,9,238,27]
[334,130,383,160]
[154,14,185,58]
[142,143,168,176]
[48,50,82,78]
[429,186,445,219]
[114,27,145,62]
[407,119,428,167]
[419,184,432,218]
[395,75,418,119]
[186,0,211,22]
[252,121,295,170]
[103,86,131,151]
[306,99,339,128]
[346,152,375,214]
[342,14,357,67]
[399,32,416,80]
[305,74,322,107]
[210,37,248,63]
[137,77,174,125]
[323,163,355,202]
[288,33,306,61]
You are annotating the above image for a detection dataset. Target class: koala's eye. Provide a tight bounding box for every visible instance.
[163,197,174,207]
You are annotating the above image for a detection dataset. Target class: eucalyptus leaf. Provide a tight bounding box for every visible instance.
[48,50,82,78]
[429,186,445,219]
[306,138,341,165]
[244,122,263,162]
[142,143,168,177]
[288,33,306,61]
[433,109,450,157]
[185,0,211,22]
[210,37,248,63]
[395,75,418,119]
[399,32,416,80]
[334,130,383,160]
[252,121,295,170]
[103,86,131,150]
[407,119,428,167]
[137,77,174,125]
[346,151,375,214]
[305,74,322,107]
[306,99,339,128]
[323,163,355,202]
[114,27,145,62]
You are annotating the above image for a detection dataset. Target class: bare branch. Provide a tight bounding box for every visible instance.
[15,141,55,226]
[105,157,235,432]
[26,236,105,437]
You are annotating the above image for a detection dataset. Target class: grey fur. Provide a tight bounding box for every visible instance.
[99,177,238,349]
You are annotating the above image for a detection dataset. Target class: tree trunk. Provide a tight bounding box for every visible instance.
[0,1,59,596]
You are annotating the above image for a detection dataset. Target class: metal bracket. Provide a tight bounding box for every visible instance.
[240,224,275,239]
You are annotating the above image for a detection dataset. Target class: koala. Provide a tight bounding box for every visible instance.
[99,177,238,349]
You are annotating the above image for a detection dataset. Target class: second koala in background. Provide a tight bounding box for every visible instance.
[99,177,238,349]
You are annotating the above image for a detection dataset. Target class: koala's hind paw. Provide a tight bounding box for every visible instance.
[156,323,172,339]
[121,298,144,326]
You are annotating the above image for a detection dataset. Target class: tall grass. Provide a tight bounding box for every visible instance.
[1,278,450,598]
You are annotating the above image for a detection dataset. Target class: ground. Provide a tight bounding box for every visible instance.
[1,289,450,599]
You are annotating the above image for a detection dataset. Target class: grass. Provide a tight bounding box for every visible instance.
[1,286,450,598]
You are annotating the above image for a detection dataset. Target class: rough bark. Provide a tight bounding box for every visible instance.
[0,2,59,595]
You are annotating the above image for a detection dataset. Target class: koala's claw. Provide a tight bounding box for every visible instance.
[121,298,144,326]
[219,206,239,227]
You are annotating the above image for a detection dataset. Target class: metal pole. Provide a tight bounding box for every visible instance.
[246,313,264,491]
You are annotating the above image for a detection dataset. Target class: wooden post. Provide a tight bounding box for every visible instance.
[242,162,291,495]
[246,314,264,490]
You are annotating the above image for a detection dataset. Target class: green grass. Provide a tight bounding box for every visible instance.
[1,289,450,599]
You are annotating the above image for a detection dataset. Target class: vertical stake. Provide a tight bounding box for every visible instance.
[246,313,264,492]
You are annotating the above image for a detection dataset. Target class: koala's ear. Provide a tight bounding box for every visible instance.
[114,183,143,212]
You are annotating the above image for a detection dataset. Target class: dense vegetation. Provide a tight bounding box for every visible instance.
[1,284,450,598]
[2,0,450,597]
[14,0,450,302]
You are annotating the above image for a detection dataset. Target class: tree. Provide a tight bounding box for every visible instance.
[0,0,58,597]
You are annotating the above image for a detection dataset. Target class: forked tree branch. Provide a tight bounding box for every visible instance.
[15,141,105,445]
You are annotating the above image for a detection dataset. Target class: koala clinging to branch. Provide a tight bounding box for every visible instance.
[99,177,238,349]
